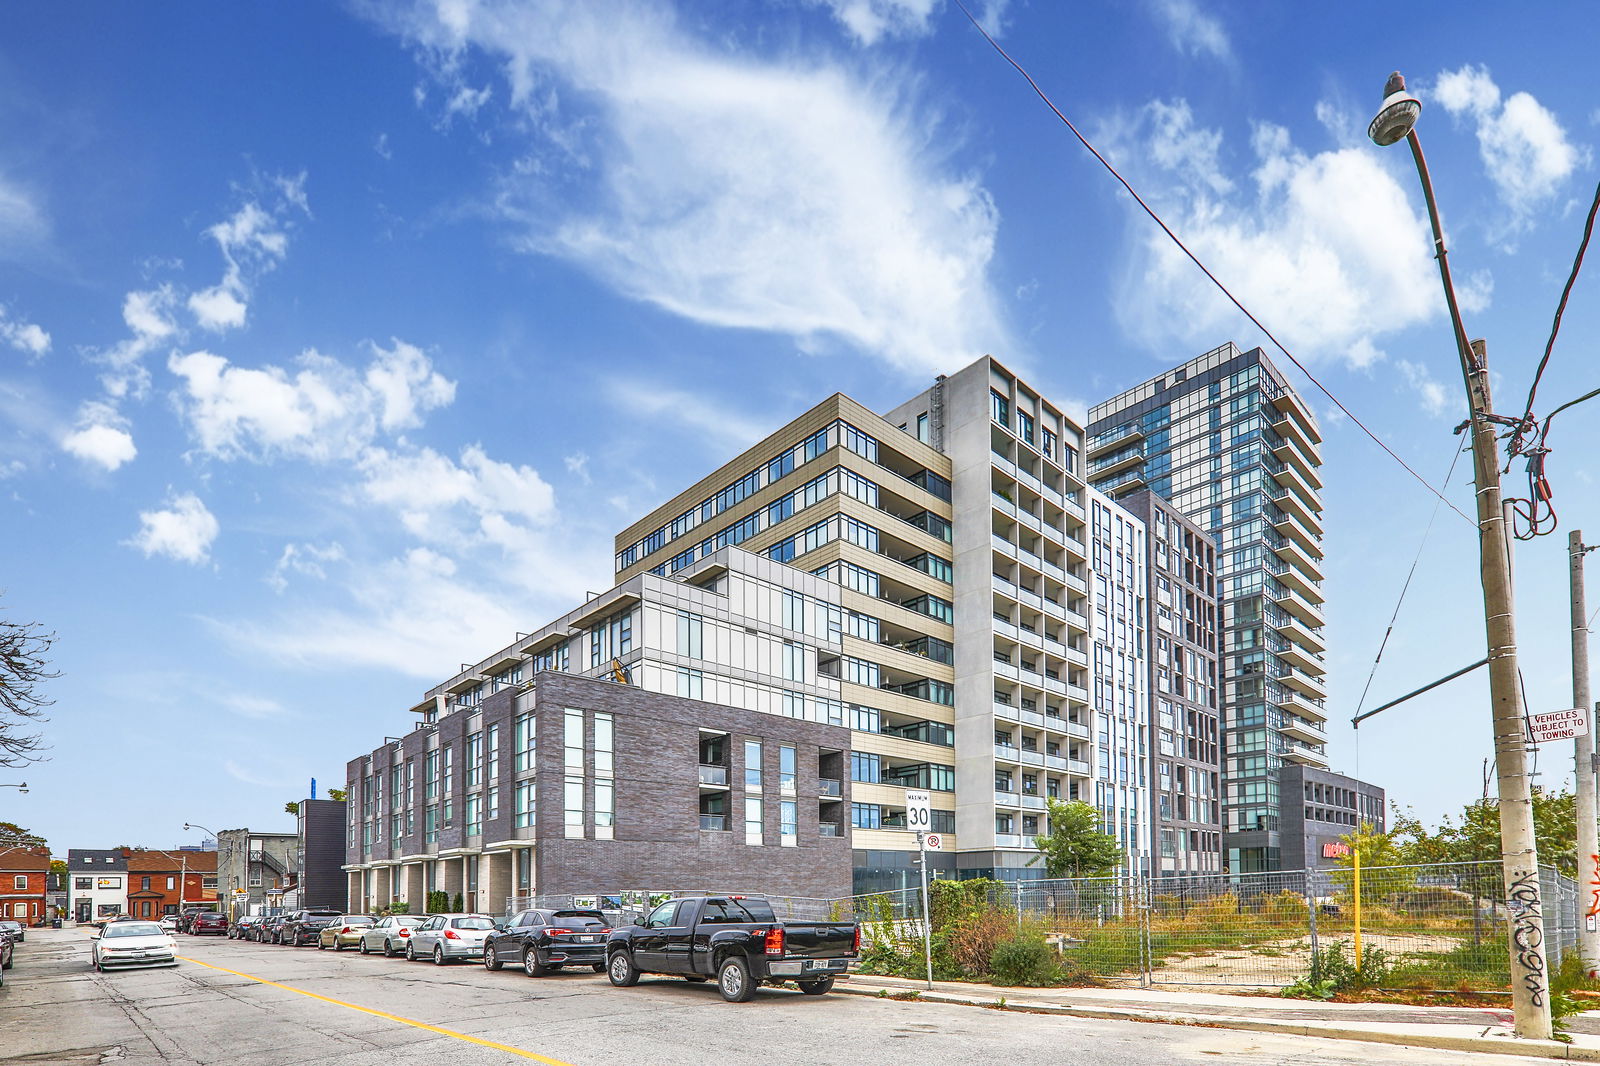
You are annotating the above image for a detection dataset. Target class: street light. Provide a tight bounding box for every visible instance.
[1369,70,1550,1041]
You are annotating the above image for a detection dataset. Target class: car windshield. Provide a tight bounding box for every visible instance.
[550,911,608,930]
[343,917,374,925]
[104,922,165,938]
[0,921,20,929]
[451,918,495,930]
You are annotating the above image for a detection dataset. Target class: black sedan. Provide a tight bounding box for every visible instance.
[483,909,610,976]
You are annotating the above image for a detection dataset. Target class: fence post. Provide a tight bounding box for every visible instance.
[1305,873,1319,965]
[1016,881,1023,936]
[1353,847,1363,968]
[1139,875,1153,988]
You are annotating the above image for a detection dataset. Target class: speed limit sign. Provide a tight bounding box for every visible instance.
[905,790,932,833]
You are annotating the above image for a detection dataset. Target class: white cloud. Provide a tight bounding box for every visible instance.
[609,380,775,454]
[186,192,307,332]
[357,444,557,539]
[266,541,346,593]
[98,284,180,400]
[1149,0,1231,61]
[380,0,1009,377]
[1397,359,1450,417]
[0,305,49,358]
[220,693,291,720]
[375,132,393,160]
[564,451,591,483]
[1432,65,1586,228]
[61,402,138,471]
[1102,99,1441,367]
[808,0,937,44]
[223,758,301,787]
[130,492,219,564]
[168,339,455,461]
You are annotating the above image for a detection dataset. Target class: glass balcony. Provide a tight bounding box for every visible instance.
[819,778,843,797]
[699,815,728,831]
[698,764,728,786]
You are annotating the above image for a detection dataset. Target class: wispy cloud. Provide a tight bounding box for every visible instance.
[1099,98,1442,367]
[377,0,1010,378]
[266,541,346,593]
[1431,64,1586,237]
[0,305,49,359]
[1148,0,1231,62]
[0,173,49,258]
[608,380,775,454]
[62,402,138,471]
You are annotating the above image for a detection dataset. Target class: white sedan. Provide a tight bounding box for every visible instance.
[92,920,179,971]
[158,916,180,933]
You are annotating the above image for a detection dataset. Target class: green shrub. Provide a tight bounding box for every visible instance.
[990,937,1060,986]
[1549,951,1600,1041]
[451,892,464,913]
[1281,939,1391,998]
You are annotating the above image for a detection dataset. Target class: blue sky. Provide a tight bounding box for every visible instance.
[3,0,1598,853]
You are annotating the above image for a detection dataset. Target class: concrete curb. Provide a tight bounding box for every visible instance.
[834,983,1599,1061]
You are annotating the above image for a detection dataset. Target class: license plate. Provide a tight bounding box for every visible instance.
[805,959,831,970]
[578,936,597,943]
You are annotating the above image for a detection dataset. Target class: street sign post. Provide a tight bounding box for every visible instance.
[906,789,934,991]
[904,790,931,833]
[1529,707,1590,744]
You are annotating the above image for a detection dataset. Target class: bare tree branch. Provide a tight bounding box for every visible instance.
[0,595,56,767]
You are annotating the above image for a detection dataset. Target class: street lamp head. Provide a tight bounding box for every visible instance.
[1368,71,1421,147]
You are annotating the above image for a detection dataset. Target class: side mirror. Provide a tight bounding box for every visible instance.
[89,934,100,940]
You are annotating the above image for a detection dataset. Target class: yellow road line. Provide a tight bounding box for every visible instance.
[178,955,578,1065]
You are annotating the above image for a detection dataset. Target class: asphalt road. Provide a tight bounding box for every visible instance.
[0,927,1568,1065]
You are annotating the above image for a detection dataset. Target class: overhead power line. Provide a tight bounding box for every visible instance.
[951,0,1471,525]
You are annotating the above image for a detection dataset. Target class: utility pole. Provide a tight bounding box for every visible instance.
[1464,339,1550,1038]
[1571,530,1600,976]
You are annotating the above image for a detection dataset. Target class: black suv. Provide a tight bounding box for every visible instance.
[483,909,611,976]
[281,909,343,946]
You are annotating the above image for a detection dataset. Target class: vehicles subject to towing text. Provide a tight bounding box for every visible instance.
[605,896,859,1002]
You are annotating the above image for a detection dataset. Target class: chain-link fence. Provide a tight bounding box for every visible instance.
[839,862,1579,991]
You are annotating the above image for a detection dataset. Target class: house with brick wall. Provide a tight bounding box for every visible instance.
[0,846,50,926]
[124,849,219,919]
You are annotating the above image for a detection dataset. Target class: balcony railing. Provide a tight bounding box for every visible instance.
[819,778,843,797]
[698,764,729,786]
[699,815,728,831]
[819,823,842,837]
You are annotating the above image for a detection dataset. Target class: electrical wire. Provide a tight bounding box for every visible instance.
[1511,176,1600,458]
[950,0,1473,526]
[1351,441,1469,719]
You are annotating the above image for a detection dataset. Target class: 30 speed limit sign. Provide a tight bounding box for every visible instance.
[905,790,932,833]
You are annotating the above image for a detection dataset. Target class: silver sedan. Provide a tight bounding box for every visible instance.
[356,915,426,957]
[405,915,497,964]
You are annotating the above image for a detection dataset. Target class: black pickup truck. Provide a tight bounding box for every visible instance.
[605,896,858,1002]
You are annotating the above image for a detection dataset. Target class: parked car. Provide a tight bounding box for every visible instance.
[317,915,376,951]
[187,912,227,936]
[261,914,294,944]
[158,916,180,933]
[229,915,262,940]
[0,924,13,986]
[405,914,497,964]
[178,908,209,934]
[605,896,859,1002]
[281,909,343,947]
[357,915,427,956]
[0,919,23,943]
[247,916,278,943]
[484,908,610,976]
[90,920,179,971]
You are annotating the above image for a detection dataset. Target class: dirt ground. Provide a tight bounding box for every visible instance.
[1131,932,1466,987]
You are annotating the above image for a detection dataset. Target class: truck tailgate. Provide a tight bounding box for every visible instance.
[777,922,857,958]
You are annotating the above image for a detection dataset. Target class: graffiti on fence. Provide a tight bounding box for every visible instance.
[1585,853,1600,927]
[1506,868,1548,1007]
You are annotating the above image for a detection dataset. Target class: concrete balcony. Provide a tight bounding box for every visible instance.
[1088,448,1144,478]
[1067,758,1091,776]
[1277,640,1326,675]
[1270,386,1324,445]
[1087,424,1144,460]
[1277,686,1328,724]
[1065,719,1091,740]
[1278,715,1326,745]
[994,744,1020,763]
[1282,743,1331,768]
[1270,581,1325,629]
[1279,662,1327,700]
[1271,530,1326,578]
[993,700,1019,722]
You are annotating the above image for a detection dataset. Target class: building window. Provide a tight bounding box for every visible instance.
[487,782,500,822]
[851,803,881,830]
[916,412,929,442]
[465,793,483,837]
[677,667,703,700]
[851,751,881,783]
[425,751,439,802]
[465,732,483,789]
[596,781,615,840]
[515,781,536,828]
[595,712,614,779]
[780,801,798,845]
[485,723,500,778]
[565,709,584,772]
[17,875,31,891]
[745,797,764,845]
[514,713,536,773]
[166,876,174,890]
[677,612,704,658]
[516,848,532,891]
[779,745,796,796]
[991,389,1010,427]
[565,776,584,839]
[745,740,763,789]
[75,877,92,890]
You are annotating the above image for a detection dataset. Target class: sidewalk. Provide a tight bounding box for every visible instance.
[837,973,1600,1061]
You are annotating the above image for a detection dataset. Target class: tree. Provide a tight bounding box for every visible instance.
[1026,798,1122,879]
[0,598,56,766]
[284,802,299,815]
[1330,820,1417,899]
[0,822,46,848]
[326,788,347,802]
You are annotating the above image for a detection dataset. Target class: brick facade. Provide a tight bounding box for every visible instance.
[124,850,218,919]
[0,847,49,924]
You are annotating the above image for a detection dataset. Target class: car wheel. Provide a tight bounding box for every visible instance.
[358,939,369,955]
[717,956,756,1003]
[385,939,397,958]
[317,938,326,950]
[484,946,502,971]
[606,950,639,987]
[405,941,417,962]
[523,947,547,977]
[333,938,344,952]
[798,976,835,995]
[433,946,446,966]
